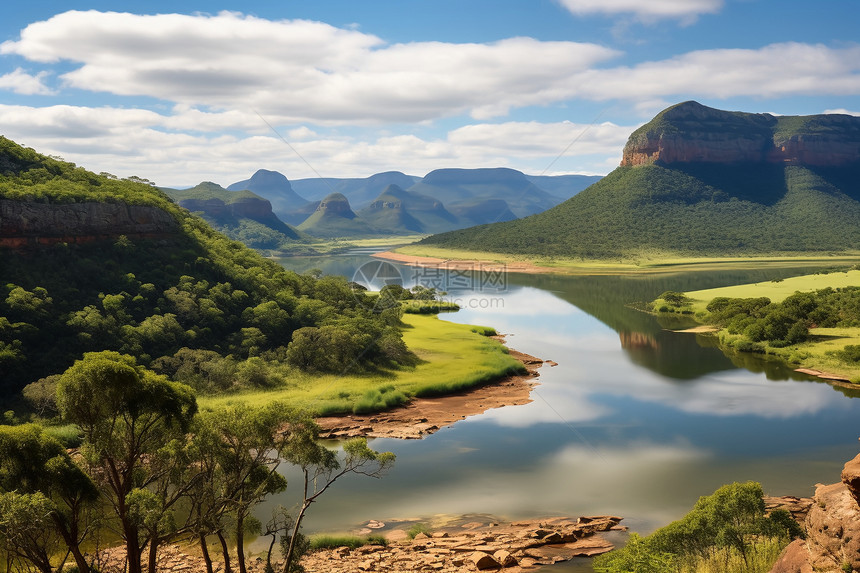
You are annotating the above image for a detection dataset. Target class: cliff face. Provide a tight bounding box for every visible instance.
[177,196,275,220]
[0,199,179,248]
[622,101,860,167]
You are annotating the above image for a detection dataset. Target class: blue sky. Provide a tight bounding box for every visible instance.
[1,0,858,187]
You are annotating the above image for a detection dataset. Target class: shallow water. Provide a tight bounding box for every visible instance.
[265,253,860,569]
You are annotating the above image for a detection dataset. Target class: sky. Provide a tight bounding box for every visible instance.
[1,1,859,188]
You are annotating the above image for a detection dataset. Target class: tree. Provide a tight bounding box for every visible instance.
[191,403,290,573]
[277,413,394,573]
[57,351,197,573]
[0,424,98,573]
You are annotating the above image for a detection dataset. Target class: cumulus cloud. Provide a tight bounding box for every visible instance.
[557,0,723,23]
[0,67,54,95]
[0,10,620,124]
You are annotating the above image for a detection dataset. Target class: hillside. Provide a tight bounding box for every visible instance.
[297,192,377,237]
[358,184,459,234]
[290,171,421,208]
[162,181,305,249]
[0,136,410,398]
[419,102,860,259]
[226,169,311,224]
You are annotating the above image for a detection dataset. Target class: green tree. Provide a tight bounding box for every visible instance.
[56,351,197,573]
[277,413,394,573]
[0,424,98,573]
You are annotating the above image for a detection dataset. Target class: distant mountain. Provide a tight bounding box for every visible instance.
[227,169,311,225]
[291,172,421,209]
[358,184,459,234]
[297,192,376,238]
[408,167,560,218]
[161,182,304,249]
[419,101,860,258]
[445,198,517,226]
[525,174,603,200]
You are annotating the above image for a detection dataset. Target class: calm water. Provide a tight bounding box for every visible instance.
[264,251,860,569]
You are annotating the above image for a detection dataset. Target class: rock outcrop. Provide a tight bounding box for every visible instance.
[621,101,860,167]
[0,199,179,248]
[177,195,277,221]
[769,447,860,573]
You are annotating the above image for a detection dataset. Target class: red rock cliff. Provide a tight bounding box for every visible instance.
[622,101,860,167]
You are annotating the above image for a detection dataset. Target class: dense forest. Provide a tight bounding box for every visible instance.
[419,162,860,259]
[0,136,412,405]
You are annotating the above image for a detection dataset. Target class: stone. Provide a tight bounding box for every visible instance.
[841,452,860,507]
[468,551,501,570]
[767,539,813,573]
[492,550,517,567]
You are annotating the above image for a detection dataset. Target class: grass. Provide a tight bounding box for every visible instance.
[684,269,860,313]
[308,534,387,551]
[392,244,860,276]
[664,270,860,381]
[685,538,789,573]
[407,523,431,539]
[197,314,525,415]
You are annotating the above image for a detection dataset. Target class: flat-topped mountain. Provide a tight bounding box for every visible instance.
[226,169,311,224]
[297,192,376,237]
[622,100,860,167]
[161,181,303,249]
[358,184,458,234]
[420,102,860,258]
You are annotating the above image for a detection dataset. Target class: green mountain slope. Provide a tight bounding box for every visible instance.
[162,181,305,249]
[297,192,376,237]
[0,137,408,398]
[358,184,459,234]
[420,103,860,259]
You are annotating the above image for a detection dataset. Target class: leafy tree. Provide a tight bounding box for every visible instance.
[56,351,197,573]
[0,424,98,573]
[277,414,395,573]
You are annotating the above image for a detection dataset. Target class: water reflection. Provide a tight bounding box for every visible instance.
[265,252,860,570]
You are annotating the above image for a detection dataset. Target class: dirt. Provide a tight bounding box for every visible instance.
[316,340,547,440]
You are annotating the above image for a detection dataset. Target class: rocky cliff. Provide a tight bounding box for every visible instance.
[0,199,179,248]
[769,446,860,573]
[176,195,276,221]
[622,101,860,167]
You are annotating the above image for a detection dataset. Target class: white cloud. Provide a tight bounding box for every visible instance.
[0,67,54,95]
[557,0,723,23]
[1,11,620,124]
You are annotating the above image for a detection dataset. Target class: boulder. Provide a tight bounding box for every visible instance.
[468,551,501,570]
[841,452,860,507]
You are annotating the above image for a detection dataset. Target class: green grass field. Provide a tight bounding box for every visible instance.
[198,314,525,415]
[673,270,860,381]
[393,245,860,276]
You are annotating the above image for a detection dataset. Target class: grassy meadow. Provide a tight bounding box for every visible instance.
[198,313,525,415]
[663,269,860,381]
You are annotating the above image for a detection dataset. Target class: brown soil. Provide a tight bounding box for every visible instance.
[316,339,546,440]
[372,250,559,275]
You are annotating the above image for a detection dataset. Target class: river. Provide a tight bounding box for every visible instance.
[266,249,860,571]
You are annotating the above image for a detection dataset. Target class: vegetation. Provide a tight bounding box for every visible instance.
[308,534,386,550]
[0,352,394,573]
[0,136,418,407]
[655,269,860,380]
[593,482,803,573]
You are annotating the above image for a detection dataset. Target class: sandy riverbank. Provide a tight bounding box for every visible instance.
[372,250,560,275]
[316,338,548,440]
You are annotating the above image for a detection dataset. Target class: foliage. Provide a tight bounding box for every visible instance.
[0,136,413,404]
[308,534,387,550]
[407,523,431,539]
[594,482,803,573]
[420,159,860,259]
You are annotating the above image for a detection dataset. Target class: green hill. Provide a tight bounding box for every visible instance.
[419,102,860,259]
[297,192,376,237]
[162,181,305,249]
[0,136,409,399]
[358,184,459,234]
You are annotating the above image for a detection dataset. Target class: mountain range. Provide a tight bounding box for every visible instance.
[220,167,600,237]
[419,101,860,258]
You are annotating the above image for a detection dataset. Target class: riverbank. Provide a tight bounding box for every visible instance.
[317,340,546,439]
[375,248,860,276]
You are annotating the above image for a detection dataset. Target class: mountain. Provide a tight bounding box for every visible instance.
[407,167,561,218]
[358,184,459,234]
[226,169,311,224]
[297,192,376,237]
[0,135,404,395]
[161,181,303,249]
[525,174,603,200]
[419,101,860,259]
[445,198,517,226]
[291,171,421,208]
